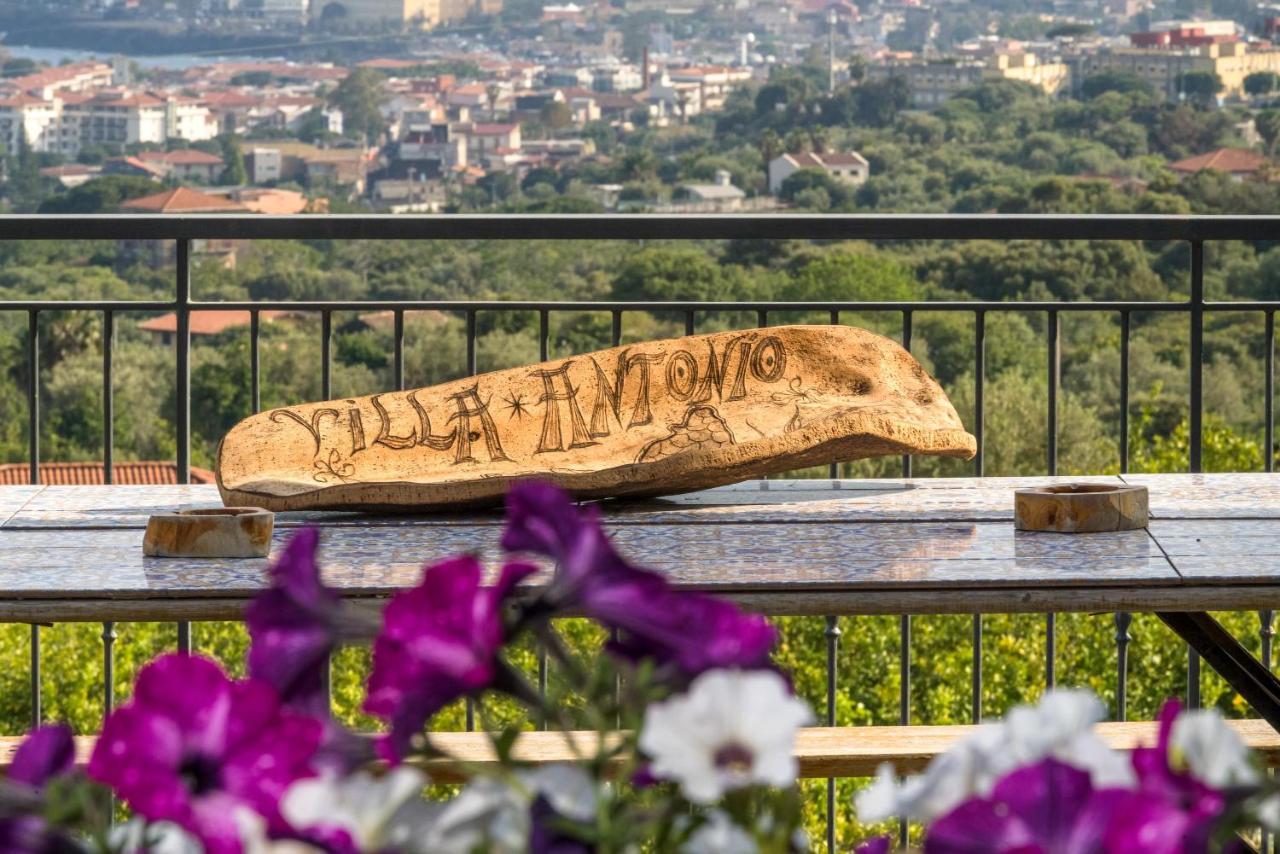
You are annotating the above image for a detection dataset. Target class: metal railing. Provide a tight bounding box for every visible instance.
[4,213,1280,850]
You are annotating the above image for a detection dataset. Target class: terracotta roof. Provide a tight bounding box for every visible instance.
[138,149,225,166]
[232,188,310,215]
[138,310,297,336]
[786,151,868,168]
[470,123,519,135]
[106,156,168,179]
[1169,148,1270,174]
[0,461,216,485]
[120,187,247,214]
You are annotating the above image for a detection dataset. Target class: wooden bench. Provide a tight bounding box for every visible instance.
[6,720,1278,781]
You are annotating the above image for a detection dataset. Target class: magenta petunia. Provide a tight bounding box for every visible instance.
[925,758,1137,854]
[364,555,536,760]
[502,482,776,679]
[0,724,77,854]
[1124,699,1236,853]
[7,723,74,789]
[855,836,892,854]
[246,527,340,718]
[87,654,323,854]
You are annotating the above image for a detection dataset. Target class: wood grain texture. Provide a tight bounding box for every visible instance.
[1015,484,1148,533]
[142,508,273,558]
[7,720,1274,780]
[216,326,976,511]
[3,584,1279,623]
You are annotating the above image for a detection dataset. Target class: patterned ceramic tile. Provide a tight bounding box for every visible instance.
[0,486,42,527]
[1120,473,1280,519]
[0,520,1176,598]
[1147,520,1280,540]
[1165,554,1280,583]
[2,479,1125,529]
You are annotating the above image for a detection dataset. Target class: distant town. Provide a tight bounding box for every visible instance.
[0,0,1279,218]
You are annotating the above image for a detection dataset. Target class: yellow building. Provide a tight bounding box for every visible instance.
[990,53,1072,98]
[335,0,500,28]
[1080,42,1280,101]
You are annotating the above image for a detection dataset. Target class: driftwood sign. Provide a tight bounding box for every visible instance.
[216,325,977,511]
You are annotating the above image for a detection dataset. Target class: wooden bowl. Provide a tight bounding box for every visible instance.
[143,507,274,558]
[1014,484,1148,533]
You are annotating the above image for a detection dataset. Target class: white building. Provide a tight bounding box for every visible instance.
[768,151,869,195]
[0,96,61,153]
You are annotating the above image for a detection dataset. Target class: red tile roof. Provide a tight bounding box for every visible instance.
[1169,148,1270,174]
[138,310,297,336]
[120,187,247,213]
[0,461,216,485]
[138,149,225,166]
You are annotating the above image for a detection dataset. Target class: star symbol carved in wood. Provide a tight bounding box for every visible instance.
[502,393,531,420]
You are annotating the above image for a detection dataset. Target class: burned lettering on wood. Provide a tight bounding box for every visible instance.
[219,326,977,511]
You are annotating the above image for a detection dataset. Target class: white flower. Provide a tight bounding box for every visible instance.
[639,669,813,805]
[682,811,759,854]
[234,808,325,854]
[855,689,1133,824]
[1171,708,1261,788]
[1257,793,1280,831]
[108,819,202,854]
[413,764,597,854]
[282,766,427,852]
[856,725,1002,823]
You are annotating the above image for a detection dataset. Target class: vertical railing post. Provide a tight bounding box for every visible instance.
[27,310,39,485]
[27,310,41,725]
[1047,310,1060,476]
[1267,311,1275,473]
[466,310,477,376]
[1189,240,1204,474]
[1046,310,1060,689]
[1115,611,1133,721]
[1120,311,1131,473]
[902,311,913,478]
[250,309,261,413]
[320,310,332,400]
[103,310,114,483]
[972,310,985,723]
[974,310,985,477]
[1188,240,1204,708]
[394,309,405,391]
[175,240,191,485]
[29,624,40,728]
[175,242,192,656]
[825,615,841,854]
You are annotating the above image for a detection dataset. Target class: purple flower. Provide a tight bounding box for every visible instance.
[0,725,77,854]
[364,555,536,761]
[529,795,594,854]
[855,835,892,854]
[8,724,74,789]
[925,758,1133,854]
[502,482,776,678]
[1125,700,1229,849]
[88,654,323,854]
[246,527,339,717]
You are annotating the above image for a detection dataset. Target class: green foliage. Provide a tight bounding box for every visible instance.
[1245,71,1279,97]
[219,135,247,186]
[1081,71,1153,100]
[327,67,388,144]
[37,176,163,214]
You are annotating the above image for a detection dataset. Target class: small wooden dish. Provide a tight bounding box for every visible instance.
[143,507,274,558]
[1014,484,1148,533]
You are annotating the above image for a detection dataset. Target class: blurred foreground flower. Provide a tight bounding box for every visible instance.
[88,654,323,854]
[640,669,811,804]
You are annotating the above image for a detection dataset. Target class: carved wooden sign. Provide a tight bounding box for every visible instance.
[216,325,977,511]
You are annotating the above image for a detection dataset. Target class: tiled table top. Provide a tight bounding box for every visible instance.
[0,474,1277,620]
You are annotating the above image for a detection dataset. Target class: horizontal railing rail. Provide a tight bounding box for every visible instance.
[3,213,1280,851]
